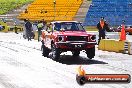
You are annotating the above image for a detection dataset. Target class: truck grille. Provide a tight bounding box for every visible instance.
[67,36,87,41]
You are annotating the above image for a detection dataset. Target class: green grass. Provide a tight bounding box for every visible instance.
[0,0,34,15]
[85,26,98,31]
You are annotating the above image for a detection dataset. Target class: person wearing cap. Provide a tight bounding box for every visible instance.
[97,17,110,44]
[24,19,32,41]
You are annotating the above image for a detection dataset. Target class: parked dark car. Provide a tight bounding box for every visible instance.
[110,25,132,35]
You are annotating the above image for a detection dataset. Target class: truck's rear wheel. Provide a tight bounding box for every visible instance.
[86,46,95,59]
[51,44,60,60]
[72,51,80,56]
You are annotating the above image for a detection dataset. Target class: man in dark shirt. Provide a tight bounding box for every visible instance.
[97,17,110,44]
[24,19,32,41]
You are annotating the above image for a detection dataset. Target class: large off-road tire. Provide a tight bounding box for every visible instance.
[86,46,95,59]
[51,44,60,60]
[41,45,49,57]
[72,51,80,56]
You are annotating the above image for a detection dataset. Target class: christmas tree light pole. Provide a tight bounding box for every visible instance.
[53,0,56,21]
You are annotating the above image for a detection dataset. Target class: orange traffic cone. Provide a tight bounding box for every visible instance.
[120,24,126,41]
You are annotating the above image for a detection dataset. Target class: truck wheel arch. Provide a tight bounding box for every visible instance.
[51,40,54,47]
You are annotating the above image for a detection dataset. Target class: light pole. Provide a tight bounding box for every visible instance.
[53,0,56,21]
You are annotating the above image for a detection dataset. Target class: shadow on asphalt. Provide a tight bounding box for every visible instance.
[53,55,108,65]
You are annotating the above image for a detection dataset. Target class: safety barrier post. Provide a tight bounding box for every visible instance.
[124,41,129,54]
[128,42,132,55]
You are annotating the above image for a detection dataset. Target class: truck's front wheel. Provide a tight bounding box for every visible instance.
[41,45,49,57]
[86,46,95,59]
[51,44,60,60]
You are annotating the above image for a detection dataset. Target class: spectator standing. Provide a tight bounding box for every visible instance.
[41,19,47,30]
[37,21,43,42]
[32,22,38,31]
[97,17,110,44]
[24,9,28,13]
[24,19,32,41]
[14,21,18,34]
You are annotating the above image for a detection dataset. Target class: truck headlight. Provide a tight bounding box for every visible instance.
[58,36,64,42]
[90,35,96,41]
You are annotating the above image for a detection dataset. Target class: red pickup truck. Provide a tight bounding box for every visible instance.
[41,21,96,60]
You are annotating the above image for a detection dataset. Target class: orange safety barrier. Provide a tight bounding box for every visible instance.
[120,24,126,41]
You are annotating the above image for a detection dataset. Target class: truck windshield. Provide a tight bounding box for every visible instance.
[54,22,85,31]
